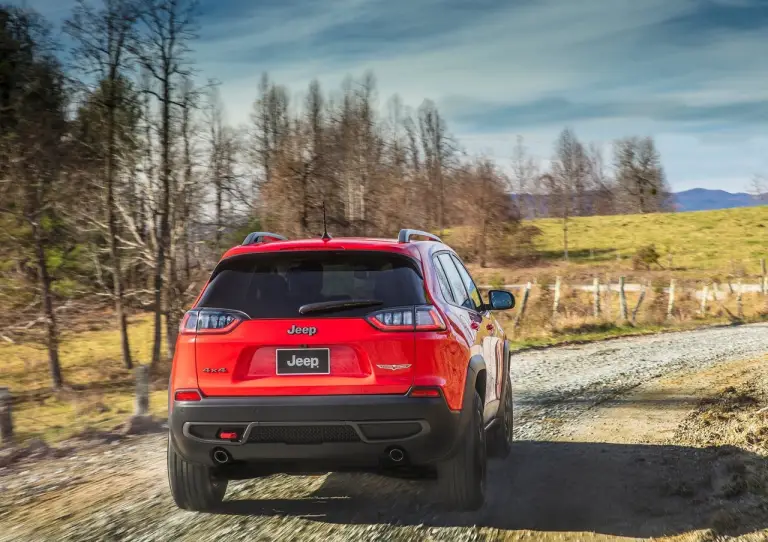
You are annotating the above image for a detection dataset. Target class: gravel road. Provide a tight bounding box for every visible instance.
[512,322,768,441]
[1,323,767,542]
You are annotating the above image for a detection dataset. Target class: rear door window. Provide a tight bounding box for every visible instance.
[436,253,472,309]
[432,257,455,304]
[451,255,483,311]
[197,251,426,318]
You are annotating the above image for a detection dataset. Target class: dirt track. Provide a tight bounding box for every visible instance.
[1,323,768,542]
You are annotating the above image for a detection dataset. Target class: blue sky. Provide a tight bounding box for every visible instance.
[24,0,768,192]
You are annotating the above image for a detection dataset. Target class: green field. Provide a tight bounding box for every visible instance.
[529,206,768,274]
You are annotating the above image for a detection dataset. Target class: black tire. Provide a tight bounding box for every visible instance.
[437,391,486,510]
[487,380,513,458]
[167,438,228,512]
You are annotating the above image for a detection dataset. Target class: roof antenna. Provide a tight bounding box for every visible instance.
[321,202,332,241]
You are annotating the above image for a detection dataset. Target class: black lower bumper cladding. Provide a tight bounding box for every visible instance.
[169,393,470,468]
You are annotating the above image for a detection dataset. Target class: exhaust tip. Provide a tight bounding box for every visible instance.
[212,448,231,465]
[388,447,405,463]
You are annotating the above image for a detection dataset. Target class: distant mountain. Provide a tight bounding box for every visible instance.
[512,189,765,217]
[673,189,765,212]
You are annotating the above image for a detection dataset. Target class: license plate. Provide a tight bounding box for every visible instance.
[275,348,330,375]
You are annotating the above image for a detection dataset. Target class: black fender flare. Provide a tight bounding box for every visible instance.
[438,354,487,462]
[457,354,487,430]
[500,339,512,403]
[466,353,486,405]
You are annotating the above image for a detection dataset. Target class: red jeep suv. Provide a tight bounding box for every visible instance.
[167,229,515,511]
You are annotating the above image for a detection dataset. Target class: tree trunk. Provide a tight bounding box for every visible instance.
[32,221,63,389]
[562,216,569,261]
[106,101,133,370]
[215,176,222,247]
[151,76,172,368]
[165,251,180,359]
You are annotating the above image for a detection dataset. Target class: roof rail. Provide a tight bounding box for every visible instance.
[241,232,287,245]
[397,229,442,244]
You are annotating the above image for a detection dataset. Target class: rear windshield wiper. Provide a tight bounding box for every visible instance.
[298,299,383,315]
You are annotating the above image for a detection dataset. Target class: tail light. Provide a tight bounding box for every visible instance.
[174,389,203,401]
[409,387,441,398]
[366,305,446,332]
[180,309,246,335]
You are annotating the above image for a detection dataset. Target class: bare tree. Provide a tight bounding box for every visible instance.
[418,99,453,235]
[550,128,589,260]
[205,86,228,246]
[747,175,767,204]
[250,73,290,229]
[586,142,615,215]
[511,135,540,218]
[65,0,139,370]
[138,0,198,365]
[613,136,671,214]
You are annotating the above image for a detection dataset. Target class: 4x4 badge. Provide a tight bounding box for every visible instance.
[202,368,227,373]
[376,364,412,371]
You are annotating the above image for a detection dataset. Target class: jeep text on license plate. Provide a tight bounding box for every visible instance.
[275,348,331,375]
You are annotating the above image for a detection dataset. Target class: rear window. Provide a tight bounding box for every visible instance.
[197,251,426,318]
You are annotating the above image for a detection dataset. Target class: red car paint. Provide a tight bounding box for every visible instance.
[170,235,508,422]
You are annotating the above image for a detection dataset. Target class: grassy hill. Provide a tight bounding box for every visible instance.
[529,206,767,274]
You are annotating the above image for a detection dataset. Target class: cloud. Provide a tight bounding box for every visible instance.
[22,0,768,191]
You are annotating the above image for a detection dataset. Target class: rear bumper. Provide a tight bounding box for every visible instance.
[169,393,469,468]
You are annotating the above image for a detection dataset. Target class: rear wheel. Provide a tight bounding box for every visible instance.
[437,391,486,510]
[167,438,228,512]
[487,380,513,458]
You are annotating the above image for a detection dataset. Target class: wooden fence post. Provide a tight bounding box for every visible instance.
[0,388,12,444]
[135,365,149,417]
[631,282,648,324]
[737,280,744,319]
[513,282,532,330]
[762,258,767,295]
[667,279,676,320]
[552,276,562,321]
[700,285,709,316]
[619,276,628,321]
[593,278,601,318]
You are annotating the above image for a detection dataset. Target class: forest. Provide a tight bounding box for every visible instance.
[0,2,671,387]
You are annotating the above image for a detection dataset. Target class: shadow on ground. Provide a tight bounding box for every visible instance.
[216,441,768,538]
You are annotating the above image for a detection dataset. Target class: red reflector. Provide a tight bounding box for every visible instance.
[219,431,238,440]
[409,387,440,398]
[174,390,202,401]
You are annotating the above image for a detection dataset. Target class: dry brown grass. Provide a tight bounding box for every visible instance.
[0,314,170,444]
[488,279,768,348]
[672,359,768,540]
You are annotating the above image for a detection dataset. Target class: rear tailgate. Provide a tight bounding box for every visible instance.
[191,250,425,397]
[195,319,415,396]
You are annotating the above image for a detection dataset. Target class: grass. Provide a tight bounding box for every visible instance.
[443,206,768,285]
[0,314,169,444]
[495,277,767,350]
[529,206,768,272]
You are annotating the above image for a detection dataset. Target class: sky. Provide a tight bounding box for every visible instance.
[23,0,768,193]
